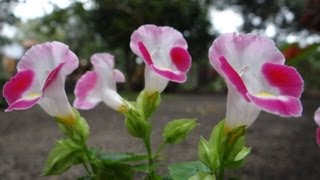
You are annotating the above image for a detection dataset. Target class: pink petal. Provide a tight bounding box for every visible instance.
[209,33,285,75]
[18,41,78,77]
[73,71,100,109]
[5,98,40,112]
[150,64,186,83]
[3,70,35,105]
[113,69,126,83]
[170,47,191,73]
[91,53,115,69]
[314,107,320,127]
[262,63,304,98]
[247,93,302,117]
[317,128,320,146]
[138,42,152,65]
[43,63,64,92]
[218,56,250,102]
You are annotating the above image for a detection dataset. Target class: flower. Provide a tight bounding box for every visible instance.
[209,33,304,129]
[130,24,191,93]
[3,41,79,124]
[73,53,126,111]
[314,107,320,146]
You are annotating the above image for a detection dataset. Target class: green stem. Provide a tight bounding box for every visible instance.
[218,167,225,180]
[154,141,167,159]
[143,137,156,179]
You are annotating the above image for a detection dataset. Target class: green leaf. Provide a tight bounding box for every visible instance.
[98,163,134,180]
[124,108,151,139]
[136,90,161,119]
[163,118,197,144]
[168,161,209,180]
[225,136,245,162]
[234,147,251,162]
[198,137,219,171]
[43,139,84,175]
[133,162,162,173]
[98,152,147,164]
[208,120,227,161]
[189,172,216,180]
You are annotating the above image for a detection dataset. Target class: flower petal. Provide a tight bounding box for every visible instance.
[170,47,191,73]
[113,69,126,83]
[209,33,285,76]
[130,24,190,84]
[315,107,320,127]
[317,128,320,146]
[225,87,261,129]
[150,64,186,82]
[262,63,304,98]
[218,56,250,101]
[247,93,302,117]
[144,66,169,93]
[74,71,101,109]
[3,70,37,105]
[74,53,125,111]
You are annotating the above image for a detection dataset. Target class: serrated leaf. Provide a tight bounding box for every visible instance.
[43,139,84,175]
[168,161,209,180]
[163,118,197,144]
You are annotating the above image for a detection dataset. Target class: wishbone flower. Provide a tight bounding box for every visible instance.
[73,53,126,112]
[314,107,320,146]
[209,33,304,129]
[130,24,192,93]
[3,41,79,124]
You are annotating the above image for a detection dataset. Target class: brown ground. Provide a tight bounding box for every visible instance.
[0,94,319,180]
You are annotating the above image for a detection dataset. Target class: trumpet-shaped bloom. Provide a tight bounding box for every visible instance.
[130,24,191,93]
[314,107,320,146]
[3,41,79,124]
[209,33,304,129]
[74,53,125,111]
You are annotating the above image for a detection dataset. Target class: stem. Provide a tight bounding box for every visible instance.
[218,167,225,180]
[143,136,156,179]
[154,141,167,159]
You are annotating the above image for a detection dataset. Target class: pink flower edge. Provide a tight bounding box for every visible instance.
[73,71,100,110]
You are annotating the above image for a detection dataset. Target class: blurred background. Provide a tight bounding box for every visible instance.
[1,0,320,179]
[1,0,320,97]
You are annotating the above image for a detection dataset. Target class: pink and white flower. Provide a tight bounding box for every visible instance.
[3,41,79,124]
[130,24,191,93]
[73,53,126,111]
[209,33,304,129]
[314,107,320,146]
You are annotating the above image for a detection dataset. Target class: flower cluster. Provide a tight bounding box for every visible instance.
[2,25,308,179]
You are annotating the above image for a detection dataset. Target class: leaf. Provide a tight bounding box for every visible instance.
[189,172,216,180]
[234,147,251,162]
[98,152,147,164]
[208,120,226,161]
[99,163,134,180]
[163,118,197,144]
[136,90,161,119]
[198,137,219,171]
[124,108,151,139]
[43,139,84,175]
[168,161,209,180]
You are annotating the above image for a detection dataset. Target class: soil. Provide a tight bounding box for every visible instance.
[0,94,319,180]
